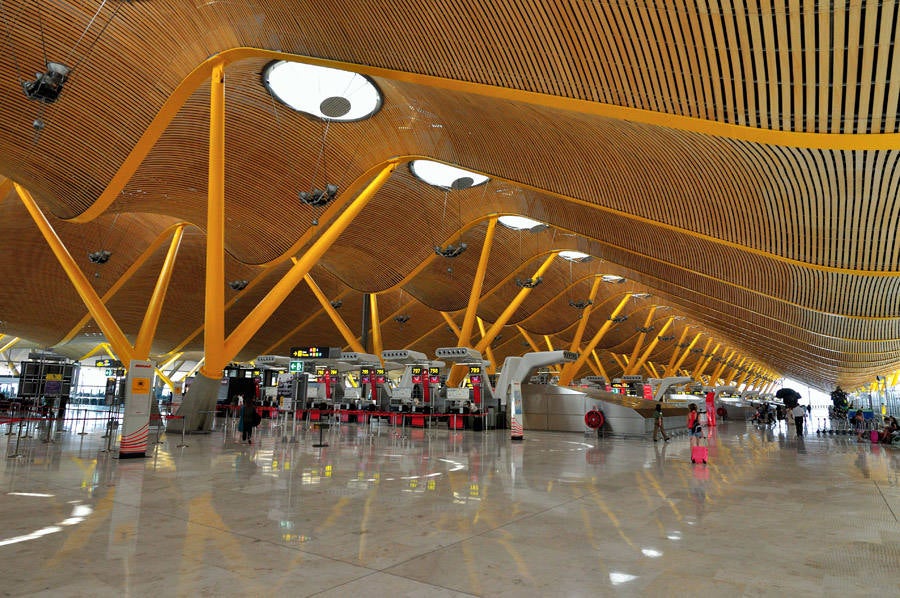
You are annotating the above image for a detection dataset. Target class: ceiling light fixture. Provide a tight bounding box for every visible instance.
[434,242,468,258]
[409,160,489,190]
[394,315,410,325]
[22,62,70,104]
[87,250,111,264]
[568,299,593,309]
[330,299,343,309]
[299,184,338,207]
[228,280,249,291]
[515,277,543,288]
[558,251,591,262]
[601,274,625,283]
[263,61,382,121]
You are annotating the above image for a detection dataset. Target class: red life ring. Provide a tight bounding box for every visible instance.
[585,410,605,429]
[716,407,727,417]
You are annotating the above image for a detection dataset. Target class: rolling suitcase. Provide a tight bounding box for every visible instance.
[691,439,708,464]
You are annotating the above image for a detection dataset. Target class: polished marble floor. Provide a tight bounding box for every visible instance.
[0,412,898,597]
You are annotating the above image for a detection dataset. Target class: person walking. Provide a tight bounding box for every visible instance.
[792,403,806,436]
[239,395,260,444]
[687,403,702,447]
[652,402,669,442]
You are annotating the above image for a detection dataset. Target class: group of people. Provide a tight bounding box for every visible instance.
[232,394,261,444]
[651,402,705,446]
[853,410,899,443]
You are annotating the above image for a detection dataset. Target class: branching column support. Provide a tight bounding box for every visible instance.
[628,316,674,377]
[457,216,496,347]
[134,225,184,358]
[708,348,733,385]
[474,252,558,354]
[558,293,631,386]
[624,306,658,375]
[691,340,717,379]
[664,331,700,378]
[370,294,383,363]
[15,184,134,364]
[304,274,364,354]
[568,276,603,354]
[516,326,540,352]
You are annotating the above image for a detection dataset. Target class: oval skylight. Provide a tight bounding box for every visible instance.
[263,61,382,121]
[409,160,489,190]
[558,251,591,262]
[602,274,625,283]
[498,216,545,231]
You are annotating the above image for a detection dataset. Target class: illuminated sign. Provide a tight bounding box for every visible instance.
[328,368,339,376]
[95,359,122,368]
[289,346,338,359]
[360,367,372,376]
[468,366,482,375]
[375,368,385,376]
[411,366,423,375]
[428,367,440,376]
[289,361,303,373]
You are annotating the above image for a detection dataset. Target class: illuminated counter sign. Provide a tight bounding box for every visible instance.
[289,346,341,359]
[95,359,123,368]
[289,361,304,373]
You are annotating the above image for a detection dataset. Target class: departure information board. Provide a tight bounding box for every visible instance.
[290,346,331,359]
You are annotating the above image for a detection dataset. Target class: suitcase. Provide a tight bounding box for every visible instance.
[870,429,880,443]
[691,444,708,464]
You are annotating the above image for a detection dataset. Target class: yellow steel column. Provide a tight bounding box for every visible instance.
[568,276,604,353]
[0,337,20,353]
[645,362,660,378]
[222,162,396,364]
[691,340,717,379]
[663,328,692,377]
[15,183,134,363]
[558,293,631,386]
[476,317,497,373]
[724,357,748,386]
[624,306,658,375]
[304,274,364,353]
[441,312,461,337]
[629,316,674,377]
[78,343,108,362]
[708,348,733,384]
[154,368,177,392]
[135,225,185,358]
[516,326,540,352]
[458,216,497,347]
[475,252,558,353]
[202,61,227,377]
[543,335,555,351]
[591,349,610,382]
[611,353,628,374]
[370,294,383,362]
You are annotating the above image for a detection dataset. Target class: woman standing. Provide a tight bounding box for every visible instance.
[687,403,702,447]
[239,395,260,444]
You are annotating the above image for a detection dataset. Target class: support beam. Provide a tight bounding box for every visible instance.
[476,317,497,373]
[458,216,496,347]
[624,306,658,375]
[304,274,364,353]
[134,225,184,358]
[611,353,628,375]
[665,332,702,378]
[543,335,555,351]
[629,316,674,377]
[708,348,734,385]
[690,340,717,379]
[663,327,692,377]
[370,294,383,363]
[202,61,227,378]
[0,337,20,354]
[591,349,610,382]
[558,293,631,386]
[15,184,134,363]
[441,312,461,337]
[220,162,396,369]
[516,326,540,352]
[474,252,559,353]
[568,277,603,353]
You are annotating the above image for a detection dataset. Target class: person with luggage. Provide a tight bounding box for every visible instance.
[687,403,702,446]
[652,402,669,442]
[239,395,261,444]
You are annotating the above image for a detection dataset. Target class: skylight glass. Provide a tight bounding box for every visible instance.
[498,216,545,230]
[558,251,591,262]
[409,160,489,189]
[602,274,625,283]
[263,61,382,121]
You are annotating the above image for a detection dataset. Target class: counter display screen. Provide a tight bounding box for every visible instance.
[468,366,482,375]
[375,367,386,384]
[428,367,440,383]
[95,359,122,368]
[289,346,329,359]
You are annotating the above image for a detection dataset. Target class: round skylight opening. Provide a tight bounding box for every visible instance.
[602,274,625,283]
[498,216,546,231]
[263,61,382,122]
[559,251,591,262]
[409,160,489,190]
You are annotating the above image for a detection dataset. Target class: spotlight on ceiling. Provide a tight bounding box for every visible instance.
[22,62,71,104]
[637,326,655,333]
[568,299,594,309]
[395,314,410,325]
[515,277,542,288]
[610,315,628,323]
[658,335,676,342]
[632,292,652,299]
[299,184,338,207]
[228,280,249,291]
[88,250,111,264]
[330,299,343,309]
[434,242,468,258]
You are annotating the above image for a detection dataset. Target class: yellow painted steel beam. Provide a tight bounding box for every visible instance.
[458,216,496,347]
[544,335,555,351]
[476,318,497,374]
[0,177,11,200]
[184,359,204,380]
[558,293,631,386]
[0,337,20,353]
[134,225,184,358]
[591,350,610,382]
[221,162,397,366]
[663,329,696,377]
[611,353,628,375]
[57,222,191,346]
[474,252,559,354]
[724,357,749,386]
[624,306,658,375]
[568,277,603,354]
[645,362,660,378]
[304,274,364,354]
[516,326,541,353]
[2,351,19,377]
[78,343,108,362]
[370,294,383,364]
[154,368,176,392]
[629,316,674,377]
[70,46,900,228]
[201,61,227,378]
[158,352,184,371]
[691,340,717,379]
[441,312,461,337]
[14,184,134,363]
[708,348,733,385]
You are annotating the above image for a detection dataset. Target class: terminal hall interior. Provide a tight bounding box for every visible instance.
[0,1,898,596]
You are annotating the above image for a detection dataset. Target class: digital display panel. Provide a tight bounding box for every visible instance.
[468,366,482,375]
[411,366,423,375]
[289,346,329,359]
[95,359,122,368]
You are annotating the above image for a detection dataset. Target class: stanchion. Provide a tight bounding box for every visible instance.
[7,418,24,458]
[78,407,89,435]
[312,422,329,448]
[173,415,188,448]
